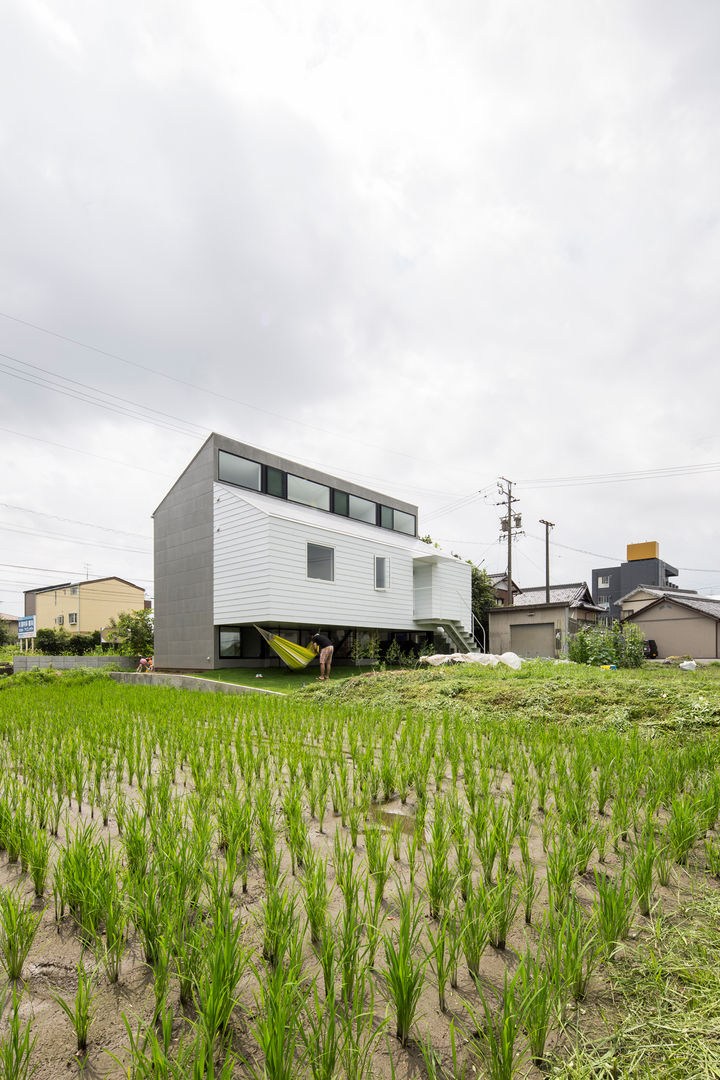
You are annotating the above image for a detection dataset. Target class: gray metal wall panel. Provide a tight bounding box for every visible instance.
[153,441,215,670]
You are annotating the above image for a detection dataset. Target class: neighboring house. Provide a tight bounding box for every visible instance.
[24,578,147,635]
[592,542,679,622]
[622,594,720,659]
[153,433,474,670]
[0,612,19,638]
[488,573,521,606]
[488,583,604,658]
[616,585,699,621]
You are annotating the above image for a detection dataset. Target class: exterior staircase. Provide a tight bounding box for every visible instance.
[415,619,480,654]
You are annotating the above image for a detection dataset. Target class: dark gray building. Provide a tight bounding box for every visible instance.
[592,542,678,622]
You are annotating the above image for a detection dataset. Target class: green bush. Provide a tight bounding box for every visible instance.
[569,623,645,669]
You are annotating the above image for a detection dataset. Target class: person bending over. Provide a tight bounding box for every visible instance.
[310,632,334,680]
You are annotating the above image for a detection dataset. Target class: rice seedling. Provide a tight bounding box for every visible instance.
[382,886,426,1046]
[94,876,127,984]
[52,960,96,1057]
[464,966,527,1080]
[425,910,453,1012]
[26,828,51,898]
[424,800,454,919]
[630,829,656,917]
[246,957,306,1080]
[480,867,520,950]
[518,854,541,925]
[0,886,44,980]
[128,871,167,966]
[705,835,720,878]
[174,915,209,1008]
[462,881,489,978]
[283,780,308,874]
[543,897,598,1007]
[261,884,299,971]
[194,897,248,1040]
[518,950,556,1067]
[301,848,331,945]
[493,801,516,875]
[0,984,36,1080]
[339,965,386,1080]
[338,887,365,1006]
[592,866,634,959]
[546,833,576,915]
[389,815,403,861]
[665,794,703,865]
[301,985,340,1080]
[317,921,337,999]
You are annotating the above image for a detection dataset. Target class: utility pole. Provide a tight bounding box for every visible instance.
[497,478,522,606]
[539,519,554,603]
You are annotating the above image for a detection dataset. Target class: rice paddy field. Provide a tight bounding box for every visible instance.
[1,661,720,1079]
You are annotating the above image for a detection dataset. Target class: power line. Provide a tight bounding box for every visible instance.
[1,503,151,541]
[521,461,720,489]
[0,522,150,555]
[0,561,153,582]
[0,426,174,479]
[0,353,204,439]
[0,309,486,475]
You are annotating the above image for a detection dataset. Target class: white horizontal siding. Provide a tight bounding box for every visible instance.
[414,559,471,630]
[212,483,470,631]
[265,517,415,627]
[432,558,472,628]
[212,484,416,628]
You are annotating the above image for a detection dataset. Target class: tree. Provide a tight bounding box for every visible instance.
[36,627,73,655]
[470,565,497,619]
[0,619,14,647]
[104,610,154,656]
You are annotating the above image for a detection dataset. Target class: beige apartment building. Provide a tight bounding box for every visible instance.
[24,577,146,635]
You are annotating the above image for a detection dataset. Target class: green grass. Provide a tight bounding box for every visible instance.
[299,658,720,727]
[193,664,369,694]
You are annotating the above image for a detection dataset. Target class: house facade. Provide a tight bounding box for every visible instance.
[622,594,720,659]
[488,583,604,658]
[153,434,474,670]
[24,578,147,635]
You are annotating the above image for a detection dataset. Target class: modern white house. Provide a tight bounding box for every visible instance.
[153,434,475,670]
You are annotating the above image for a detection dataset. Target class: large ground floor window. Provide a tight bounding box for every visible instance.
[217,624,434,664]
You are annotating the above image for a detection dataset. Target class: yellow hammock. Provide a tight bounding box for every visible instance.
[254,626,317,670]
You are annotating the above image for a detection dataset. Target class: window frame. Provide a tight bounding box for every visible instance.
[307,542,335,582]
[374,555,390,591]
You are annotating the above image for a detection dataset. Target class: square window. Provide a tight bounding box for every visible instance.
[307,543,334,581]
[68,613,78,625]
[375,556,389,590]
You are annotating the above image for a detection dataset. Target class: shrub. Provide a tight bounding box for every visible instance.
[568,623,645,669]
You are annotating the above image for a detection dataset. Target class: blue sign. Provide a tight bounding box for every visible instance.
[18,616,36,639]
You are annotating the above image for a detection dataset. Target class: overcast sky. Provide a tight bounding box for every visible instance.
[2,0,719,618]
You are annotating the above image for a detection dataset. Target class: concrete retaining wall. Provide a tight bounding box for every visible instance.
[108,672,284,696]
[13,656,135,672]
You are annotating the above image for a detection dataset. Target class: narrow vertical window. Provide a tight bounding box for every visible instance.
[375,556,389,590]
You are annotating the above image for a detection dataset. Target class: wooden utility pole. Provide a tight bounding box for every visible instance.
[539,519,554,603]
